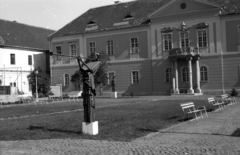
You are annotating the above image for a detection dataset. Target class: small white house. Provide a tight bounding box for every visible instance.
[0,19,54,97]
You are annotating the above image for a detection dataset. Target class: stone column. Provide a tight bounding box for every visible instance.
[195,57,201,93]
[174,59,179,94]
[171,60,176,94]
[187,57,194,94]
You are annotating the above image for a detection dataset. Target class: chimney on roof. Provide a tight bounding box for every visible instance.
[115,1,120,4]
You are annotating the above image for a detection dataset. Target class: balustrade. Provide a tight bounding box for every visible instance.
[169,47,199,58]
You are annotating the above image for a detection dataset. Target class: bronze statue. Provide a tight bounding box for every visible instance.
[111,76,115,92]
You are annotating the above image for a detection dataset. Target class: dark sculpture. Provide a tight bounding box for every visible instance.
[50,52,100,123]
[111,76,115,92]
[79,59,100,123]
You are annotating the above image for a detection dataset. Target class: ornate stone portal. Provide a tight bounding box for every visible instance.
[169,47,202,95]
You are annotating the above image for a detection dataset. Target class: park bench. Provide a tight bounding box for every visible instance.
[180,102,208,121]
[36,97,49,104]
[49,96,64,102]
[208,97,225,111]
[68,91,82,102]
[221,94,237,106]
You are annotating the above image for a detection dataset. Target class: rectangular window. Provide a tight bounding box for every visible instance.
[108,72,115,85]
[180,32,189,48]
[163,33,172,50]
[56,45,62,60]
[197,29,207,48]
[10,54,15,65]
[107,40,114,55]
[64,74,70,86]
[70,44,77,56]
[28,55,32,65]
[200,66,208,82]
[89,42,96,54]
[182,67,189,82]
[131,71,139,84]
[166,68,172,83]
[56,46,61,54]
[130,38,139,53]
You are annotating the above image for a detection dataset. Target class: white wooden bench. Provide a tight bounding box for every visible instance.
[208,97,225,111]
[35,97,49,105]
[221,94,237,106]
[49,96,64,102]
[68,91,82,102]
[180,102,208,121]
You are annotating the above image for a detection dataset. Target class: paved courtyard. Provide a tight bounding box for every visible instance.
[0,96,240,155]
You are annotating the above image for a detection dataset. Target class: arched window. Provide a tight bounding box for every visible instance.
[166,68,171,83]
[182,67,189,82]
[64,74,70,86]
[200,66,208,82]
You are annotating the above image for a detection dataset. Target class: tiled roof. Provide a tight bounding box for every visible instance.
[49,0,169,38]
[49,0,237,39]
[0,19,55,50]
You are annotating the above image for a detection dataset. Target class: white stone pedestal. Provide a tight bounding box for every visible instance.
[82,121,98,135]
[111,92,117,98]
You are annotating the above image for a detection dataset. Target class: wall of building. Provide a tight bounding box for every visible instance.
[0,47,47,96]
[222,53,240,92]
[103,59,153,96]
[51,65,79,95]
[86,31,149,60]
[225,19,240,52]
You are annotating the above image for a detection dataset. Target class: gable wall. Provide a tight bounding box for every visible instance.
[153,0,218,17]
[150,17,221,59]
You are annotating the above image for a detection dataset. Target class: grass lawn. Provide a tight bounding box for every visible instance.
[0,96,214,142]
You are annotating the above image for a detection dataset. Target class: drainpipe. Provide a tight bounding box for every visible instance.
[49,38,52,85]
[221,51,225,94]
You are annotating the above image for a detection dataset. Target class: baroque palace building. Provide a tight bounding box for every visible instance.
[48,0,240,96]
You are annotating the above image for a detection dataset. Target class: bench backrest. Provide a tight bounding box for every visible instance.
[221,94,228,99]
[208,97,215,103]
[181,102,195,112]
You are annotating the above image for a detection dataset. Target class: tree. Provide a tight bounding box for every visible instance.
[71,70,82,91]
[71,51,110,93]
[27,67,51,97]
[86,51,110,86]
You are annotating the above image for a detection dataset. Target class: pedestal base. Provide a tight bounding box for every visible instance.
[195,88,202,93]
[171,89,179,94]
[111,92,117,98]
[82,121,98,135]
[188,89,194,94]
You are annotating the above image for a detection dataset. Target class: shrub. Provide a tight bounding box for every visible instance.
[130,92,134,97]
[230,88,238,96]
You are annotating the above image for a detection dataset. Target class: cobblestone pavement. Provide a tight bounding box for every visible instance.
[1,97,240,155]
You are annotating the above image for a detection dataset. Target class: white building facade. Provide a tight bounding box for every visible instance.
[0,19,54,97]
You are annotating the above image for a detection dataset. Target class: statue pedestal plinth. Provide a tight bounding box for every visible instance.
[82,121,98,135]
[111,92,117,98]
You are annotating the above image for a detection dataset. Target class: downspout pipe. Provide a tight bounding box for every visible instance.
[221,50,225,94]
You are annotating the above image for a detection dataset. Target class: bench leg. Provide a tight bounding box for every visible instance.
[203,109,208,118]
[182,113,186,121]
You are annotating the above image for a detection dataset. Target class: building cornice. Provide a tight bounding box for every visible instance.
[0,45,49,52]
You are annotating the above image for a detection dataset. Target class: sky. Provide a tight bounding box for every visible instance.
[0,0,132,30]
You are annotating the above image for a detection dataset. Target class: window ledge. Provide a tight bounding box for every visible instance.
[130,53,139,59]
